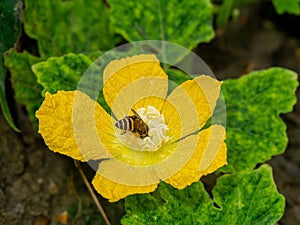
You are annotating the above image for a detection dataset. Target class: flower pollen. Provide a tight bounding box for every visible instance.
[116,106,169,152]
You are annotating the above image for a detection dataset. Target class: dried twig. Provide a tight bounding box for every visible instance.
[74,160,111,225]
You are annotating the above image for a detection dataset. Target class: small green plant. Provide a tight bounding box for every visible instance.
[1,0,298,224]
[272,0,300,15]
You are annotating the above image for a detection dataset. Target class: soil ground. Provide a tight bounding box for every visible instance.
[0,2,299,225]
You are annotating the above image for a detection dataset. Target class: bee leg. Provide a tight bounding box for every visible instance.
[138,131,143,139]
[120,131,126,135]
[139,131,148,139]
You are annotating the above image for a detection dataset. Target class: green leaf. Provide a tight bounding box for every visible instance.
[24,0,119,58]
[272,0,300,15]
[223,67,298,172]
[108,0,214,50]
[87,50,105,62]
[166,68,191,94]
[32,53,110,112]
[122,181,215,225]
[212,165,285,224]
[0,58,20,132]
[33,54,93,95]
[0,0,22,51]
[4,50,43,124]
[5,0,118,126]
[122,165,285,225]
[0,0,22,131]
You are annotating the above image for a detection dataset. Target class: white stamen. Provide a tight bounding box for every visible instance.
[116,106,169,151]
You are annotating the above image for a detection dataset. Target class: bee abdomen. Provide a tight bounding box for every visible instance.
[115,116,133,131]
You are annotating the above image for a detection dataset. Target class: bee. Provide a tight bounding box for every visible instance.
[115,109,149,139]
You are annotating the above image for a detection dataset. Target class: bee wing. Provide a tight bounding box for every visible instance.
[131,109,143,120]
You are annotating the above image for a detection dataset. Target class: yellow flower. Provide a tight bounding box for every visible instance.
[36,54,227,202]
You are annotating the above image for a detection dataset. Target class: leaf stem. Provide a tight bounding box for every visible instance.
[74,160,112,225]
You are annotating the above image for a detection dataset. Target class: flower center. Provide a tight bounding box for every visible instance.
[116,105,169,151]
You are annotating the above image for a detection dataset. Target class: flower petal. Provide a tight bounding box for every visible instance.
[103,54,168,119]
[93,96,197,187]
[167,75,222,136]
[198,125,227,172]
[165,125,226,189]
[95,128,197,187]
[36,91,112,161]
[98,96,180,167]
[92,173,158,202]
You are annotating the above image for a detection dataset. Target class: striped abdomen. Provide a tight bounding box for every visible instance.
[115,115,149,139]
[115,116,134,131]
